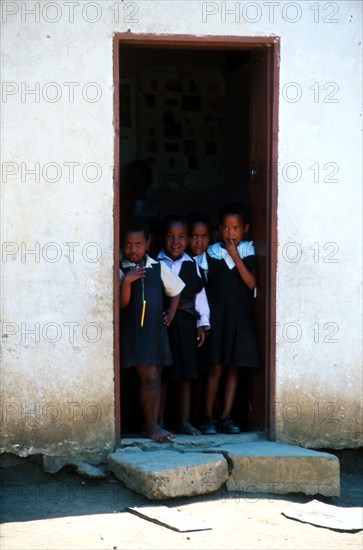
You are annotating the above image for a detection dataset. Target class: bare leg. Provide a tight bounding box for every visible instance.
[221,365,239,419]
[159,377,168,429]
[135,364,174,441]
[155,366,163,425]
[178,380,201,435]
[192,374,207,427]
[205,364,224,417]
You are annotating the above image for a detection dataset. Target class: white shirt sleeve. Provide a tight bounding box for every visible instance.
[194,264,210,329]
[160,262,185,297]
[195,286,210,329]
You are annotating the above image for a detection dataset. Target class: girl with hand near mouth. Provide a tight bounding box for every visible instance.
[201,202,260,435]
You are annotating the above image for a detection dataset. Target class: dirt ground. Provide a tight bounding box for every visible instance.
[1,448,362,550]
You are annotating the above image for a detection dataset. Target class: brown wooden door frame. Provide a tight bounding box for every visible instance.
[113,33,279,444]
[248,45,279,437]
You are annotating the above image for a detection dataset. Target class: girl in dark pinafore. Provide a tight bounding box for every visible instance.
[120,218,185,442]
[158,215,210,435]
[201,202,260,435]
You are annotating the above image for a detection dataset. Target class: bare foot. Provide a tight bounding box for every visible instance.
[179,421,201,435]
[142,425,175,442]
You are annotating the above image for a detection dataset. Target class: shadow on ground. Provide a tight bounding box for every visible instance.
[1,448,362,524]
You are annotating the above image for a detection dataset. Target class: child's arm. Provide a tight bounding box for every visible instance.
[195,265,210,347]
[226,240,256,290]
[162,294,181,326]
[120,266,146,308]
[159,261,185,325]
[195,285,210,346]
[197,326,206,348]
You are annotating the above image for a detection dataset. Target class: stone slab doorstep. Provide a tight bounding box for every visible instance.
[282,499,363,531]
[108,448,228,499]
[126,506,212,532]
[211,441,340,496]
[120,431,265,451]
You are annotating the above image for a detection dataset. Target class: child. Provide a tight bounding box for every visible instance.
[157,215,210,436]
[187,212,211,426]
[119,217,185,442]
[187,212,211,283]
[201,202,260,435]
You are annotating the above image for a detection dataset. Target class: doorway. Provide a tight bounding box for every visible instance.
[113,34,279,441]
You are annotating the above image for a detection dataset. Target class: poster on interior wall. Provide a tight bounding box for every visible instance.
[182,69,200,94]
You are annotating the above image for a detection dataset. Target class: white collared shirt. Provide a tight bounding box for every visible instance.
[194,251,208,271]
[207,241,255,269]
[119,253,185,297]
[157,250,210,329]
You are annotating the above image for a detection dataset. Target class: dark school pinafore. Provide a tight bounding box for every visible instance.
[120,261,172,369]
[167,261,204,381]
[206,254,260,368]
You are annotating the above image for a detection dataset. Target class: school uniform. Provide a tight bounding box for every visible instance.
[157,251,210,381]
[193,251,208,285]
[192,251,210,375]
[119,254,185,369]
[205,241,260,368]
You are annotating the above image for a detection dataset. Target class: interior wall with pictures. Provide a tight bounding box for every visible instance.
[119,47,252,227]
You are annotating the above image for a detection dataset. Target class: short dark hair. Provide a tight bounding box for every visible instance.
[121,217,150,242]
[160,214,188,235]
[186,211,211,233]
[219,202,251,225]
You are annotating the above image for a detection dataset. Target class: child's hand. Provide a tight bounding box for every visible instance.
[196,327,206,348]
[124,266,146,283]
[225,239,239,262]
[226,239,238,260]
[162,309,173,326]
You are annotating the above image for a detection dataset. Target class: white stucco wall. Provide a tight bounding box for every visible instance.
[1,0,362,463]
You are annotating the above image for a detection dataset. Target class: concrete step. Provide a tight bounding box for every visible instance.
[109,447,228,500]
[119,431,266,451]
[211,441,339,497]
[108,437,340,500]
